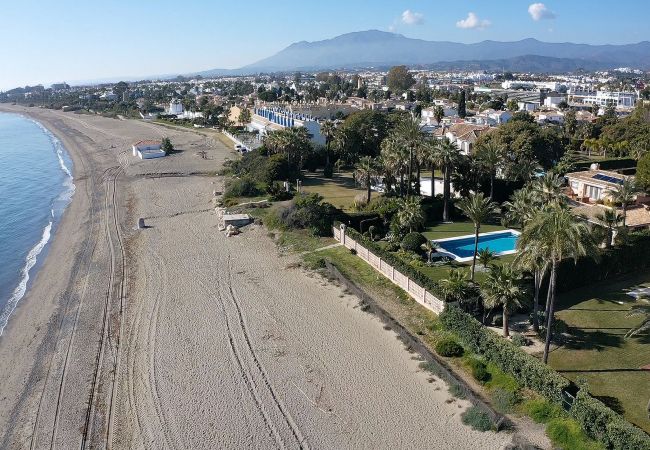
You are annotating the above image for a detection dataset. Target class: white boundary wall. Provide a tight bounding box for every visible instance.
[333,225,445,314]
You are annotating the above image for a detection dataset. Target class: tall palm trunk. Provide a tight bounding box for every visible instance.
[503,307,509,337]
[470,225,479,281]
[430,163,436,198]
[443,167,451,221]
[399,171,404,197]
[407,146,413,196]
[543,260,558,364]
[490,173,495,201]
[415,163,421,196]
[622,204,627,227]
[532,270,541,332]
[366,174,371,203]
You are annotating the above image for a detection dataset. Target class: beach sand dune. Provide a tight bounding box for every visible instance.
[0,107,518,449]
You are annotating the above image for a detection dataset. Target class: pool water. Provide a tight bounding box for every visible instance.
[436,231,519,259]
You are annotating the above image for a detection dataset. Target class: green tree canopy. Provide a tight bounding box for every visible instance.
[386,66,416,93]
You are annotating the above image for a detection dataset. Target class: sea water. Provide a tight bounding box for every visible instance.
[0,112,75,335]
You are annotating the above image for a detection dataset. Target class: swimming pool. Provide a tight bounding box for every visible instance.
[434,230,520,262]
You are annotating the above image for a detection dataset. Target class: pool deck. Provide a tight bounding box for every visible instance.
[432,229,520,262]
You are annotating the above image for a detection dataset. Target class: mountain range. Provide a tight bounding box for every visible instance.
[194,30,650,76]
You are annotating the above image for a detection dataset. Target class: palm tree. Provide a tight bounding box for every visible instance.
[477,248,497,270]
[582,138,601,157]
[433,138,462,222]
[439,268,473,303]
[354,156,380,203]
[320,120,336,174]
[607,179,640,227]
[422,139,439,198]
[625,303,650,338]
[594,208,623,248]
[380,135,408,196]
[481,265,525,337]
[395,116,425,196]
[514,240,548,332]
[422,240,440,263]
[474,141,501,200]
[517,204,599,363]
[532,173,565,205]
[504,187,539,227]
[456,193,500,281]
[397,196,424,233]
[433,105,444,124]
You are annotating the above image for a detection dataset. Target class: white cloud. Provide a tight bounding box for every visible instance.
[388,24,396,32]
[401,9,424,25]
[528,3,556,21]
[456,12,491,30]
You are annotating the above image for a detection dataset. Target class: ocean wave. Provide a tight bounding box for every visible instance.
[0,221,52,336]
[0,115,76,336]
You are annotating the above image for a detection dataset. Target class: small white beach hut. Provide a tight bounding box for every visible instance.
[132,140,166,159]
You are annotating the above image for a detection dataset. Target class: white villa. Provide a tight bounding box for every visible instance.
[433,123,492,155]
[565,169,632,204]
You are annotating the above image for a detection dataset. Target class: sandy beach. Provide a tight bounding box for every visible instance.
[0,106,518,449]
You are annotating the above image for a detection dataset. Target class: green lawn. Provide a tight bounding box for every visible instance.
[549,274,650,433]
[301,171,366,210]
[422,221,508,241]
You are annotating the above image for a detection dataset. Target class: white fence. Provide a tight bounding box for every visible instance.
[333,225,445,314]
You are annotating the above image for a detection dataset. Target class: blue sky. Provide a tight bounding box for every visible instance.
[0,0,648,90]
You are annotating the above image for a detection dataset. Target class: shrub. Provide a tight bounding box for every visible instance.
[265,181,293,201]
[491,388,519,414]
[467,358,491,383]
[323,163,333,178]
[439,306,570,403]
[511,333,530,347]
[400,232,427,252]
[435,337,464,357]
[523,398,564,424]
[448,383,467,399]
[546,418,602,450]
[569,390,650,450]
[461,407,494,432]
[224,176,261,199]
[280,193,335,236]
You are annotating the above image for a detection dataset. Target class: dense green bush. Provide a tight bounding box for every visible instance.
[441,306,650,450]
[265,181,294,201]
[279,193,336,236]
[440,306,570,403]
[224,176,262,199]
[435,337,464,357]
[511,333,530,347]
[400,232,427,252]
[572,158,636,171]
[461,406,494,432]
[637,152,650,190]
[570,390,650,450]
[467,358,490,383]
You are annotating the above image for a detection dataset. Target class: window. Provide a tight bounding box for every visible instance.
[586,185,602,200]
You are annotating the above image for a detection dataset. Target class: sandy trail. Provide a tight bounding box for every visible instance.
[0,106,518,449]
[114,175,513,449]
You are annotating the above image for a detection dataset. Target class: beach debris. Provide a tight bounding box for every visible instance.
[224,224,240,237]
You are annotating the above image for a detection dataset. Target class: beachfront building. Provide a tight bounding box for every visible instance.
[168,99,184,115]
[248,106,325,145]
[132,140,166,159]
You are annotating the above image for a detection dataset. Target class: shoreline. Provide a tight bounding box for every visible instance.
[0,111,76,336]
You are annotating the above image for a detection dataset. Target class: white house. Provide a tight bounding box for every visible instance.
[132,140,166,159]
[518,101,540,112]
[566,169,632,204]
[487,110,512,124]
[168,99,184,115]
[544,95,567,109]
[421,104,458,125]
[433,123,491,155]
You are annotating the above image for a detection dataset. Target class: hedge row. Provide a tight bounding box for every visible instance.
[440,306,650,449]
[556,231,650,293]
[571,390,650,450]
[439,306,570,403]
[572,158,637,171]
[340,224,445,298]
